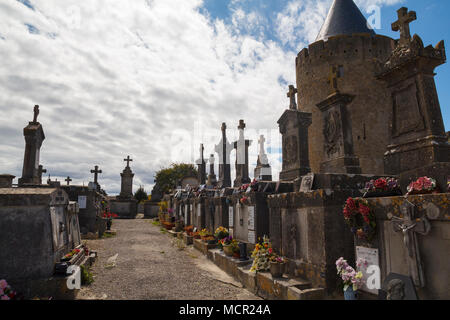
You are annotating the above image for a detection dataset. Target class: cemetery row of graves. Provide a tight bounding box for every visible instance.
[0,3,449,300]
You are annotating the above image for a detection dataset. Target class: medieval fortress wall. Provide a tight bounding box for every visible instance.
[296,34,396,174]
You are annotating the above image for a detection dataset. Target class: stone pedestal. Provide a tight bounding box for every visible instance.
[19,115,45,186]
[278,110,312,181]
[316,92,362,174]
[110,198,138,219]
[120,166,134,199]
[377,34,449,178]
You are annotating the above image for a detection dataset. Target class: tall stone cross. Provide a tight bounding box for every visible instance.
[392,7,416,47]
[328,65,340,94]
[258,135,266,158]
[65,176,72,186]
[38,165,47,183]
[33,105,39,123]
[90,165,102,184]
[124,155,133,168]
[388,201,431,287]
[287,85,298,110]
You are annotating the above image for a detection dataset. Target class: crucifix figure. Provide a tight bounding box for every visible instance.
[392,7,417,47]
[124,155,133,168]
[90,165,102,185]
[328,65,340,94]
[389,200,431,287]
[287,85,298,110]
[65,176,72,186]
[33,105,40,123]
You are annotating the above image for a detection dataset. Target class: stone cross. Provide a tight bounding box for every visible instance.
[392,7,416,46]
[200,144,204,162]
[287,85,298,110]
[258,135,266,157]
[65,176,72,186]
[214,123,233,188]
[124,155,133,168]
[328,65,340,94]
[388,201,430,287]
[33,105,39,123]
[90,165,102,184]
[38,165,47,179]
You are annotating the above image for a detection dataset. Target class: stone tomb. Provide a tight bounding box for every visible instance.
[61,185,106,236]
[0,188,83,298]
[228,192,270,251]
[204,196,230,233]
[110,157,138,219]
[357,194,450,300]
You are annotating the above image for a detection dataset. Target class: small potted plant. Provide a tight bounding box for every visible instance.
[269,254,286,278]
[102,212,118,230]
[222,236,234,256]
[336,257,364,300]
[407,177,440,195]
[214,226,229,241]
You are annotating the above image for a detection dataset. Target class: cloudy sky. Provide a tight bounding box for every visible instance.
[0,0,449,195]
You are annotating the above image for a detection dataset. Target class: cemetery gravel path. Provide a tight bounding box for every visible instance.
[76,218,260,300]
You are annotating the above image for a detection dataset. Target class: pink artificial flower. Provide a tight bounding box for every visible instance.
[0,280,7,290]
[1,295,10,300]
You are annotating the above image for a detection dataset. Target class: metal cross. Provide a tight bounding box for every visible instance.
[90,165,102,184]
[392,7,417,46]
[65,176,72,186]
[287,85,298,110]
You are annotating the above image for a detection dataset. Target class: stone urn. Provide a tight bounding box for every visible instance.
[269,261,286,278]
[223,244,233,257]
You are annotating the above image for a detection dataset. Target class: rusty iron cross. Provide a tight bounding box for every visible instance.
[328,66,340,94]
[392,7,417,46]
[124,155,133,167]
[90,165,102,184]
[287,85,298,110]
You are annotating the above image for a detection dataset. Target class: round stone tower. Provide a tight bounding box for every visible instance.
[296,0,395,174]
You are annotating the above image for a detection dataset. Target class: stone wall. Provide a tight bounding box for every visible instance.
[296,34,395,174]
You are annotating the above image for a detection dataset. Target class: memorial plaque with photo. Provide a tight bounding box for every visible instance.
[78,196,87,209]
[300,173,315,192]
[248,230,256,244]
[356,246,380,295]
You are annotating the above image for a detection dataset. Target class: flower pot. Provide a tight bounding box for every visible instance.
[106,219,112,231]
[223,244,233,257]
[232,251,240,259]
[269,261,285,278]
[344,287,358,300]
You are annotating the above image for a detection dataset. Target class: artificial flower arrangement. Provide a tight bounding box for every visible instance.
[102,212,118,219]
[184,225,194,236]
[343,198,376,241]
[336,257,365,293]
[214,226,229,240]
[199,229,214,242]
[239,196,250,206]
[62,249,81,262]
[363,177,402,197]
[407,176,439,195]
[0,280,17,300]
[250,236,273,272]
[192,231,201,239]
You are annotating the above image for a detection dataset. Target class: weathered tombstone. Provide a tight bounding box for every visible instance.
[18,105,46,186]
[254,135,272,181]
[278,87,313,182]
[207,154,217,187]
[195,144,207,185]
[233,120,252,187]
[0,174,15,188]
[316,67,361,174]
[377,7,449,191]
[215,123,233,188]
[110,157,138,219]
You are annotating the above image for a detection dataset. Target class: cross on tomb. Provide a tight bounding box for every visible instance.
[287,85,298,110]
[33,105,40,123]
[392,7,417,47]
[124,155,133,168]
[65,176,72,186]
[200,144,204,162]
[90,165,102,184]
[328,65,340,94]
[38,165,47,177]
[388,200,431,287]
[258,135,266,157]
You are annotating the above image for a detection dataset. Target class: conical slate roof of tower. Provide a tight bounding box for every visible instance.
[316,0,375,42]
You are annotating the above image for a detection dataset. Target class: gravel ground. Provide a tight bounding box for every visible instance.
[76,218,259,300]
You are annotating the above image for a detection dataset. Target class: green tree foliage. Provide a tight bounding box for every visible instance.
[134,186,148,203]
[154,163,198,194]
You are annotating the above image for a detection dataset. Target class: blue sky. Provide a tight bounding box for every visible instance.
[202,0,450,130]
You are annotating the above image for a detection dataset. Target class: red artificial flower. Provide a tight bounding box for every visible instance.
[343,207,352,219]
[374,178,387,190]
[346,198,356,211]
[359,204,370,217]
